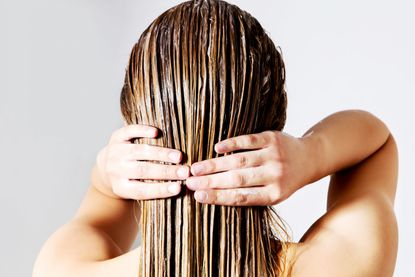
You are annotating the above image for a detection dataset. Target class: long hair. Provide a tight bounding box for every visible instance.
[120,0,289,276]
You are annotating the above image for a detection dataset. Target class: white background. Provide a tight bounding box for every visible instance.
[1,0,414,276]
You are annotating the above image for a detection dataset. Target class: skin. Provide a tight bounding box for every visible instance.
[33,109,398,277]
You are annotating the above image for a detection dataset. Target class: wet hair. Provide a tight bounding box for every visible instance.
[120,0,289,276]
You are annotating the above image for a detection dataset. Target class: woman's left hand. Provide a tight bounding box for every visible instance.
[186,130,315,206]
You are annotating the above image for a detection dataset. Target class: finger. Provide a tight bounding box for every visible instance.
[123,144,183,163]
[110,124,159,143]
[193,186,275,206]
[113,179,182,200]
[186,166,269,190]
[123,161,190,180]
[214,131,274,153]
[190,149,267,176]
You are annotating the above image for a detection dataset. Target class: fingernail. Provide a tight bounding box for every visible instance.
[168,183,181,194]
[195,191,208,202]
[215,142,226,153]
[186,178,200,189]
[147,128,158,137]
[192,163,204,175]
[177,167,189,178]
[168,151,181,162]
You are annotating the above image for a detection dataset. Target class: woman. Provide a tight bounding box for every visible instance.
[33,0,398,276]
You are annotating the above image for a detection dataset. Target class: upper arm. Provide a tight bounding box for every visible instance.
[75,169,141,253]
[327,134,398,209]
[292,135,398,277]
[33,183,141,277]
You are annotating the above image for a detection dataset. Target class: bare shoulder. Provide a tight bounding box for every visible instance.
[288,135,398,277]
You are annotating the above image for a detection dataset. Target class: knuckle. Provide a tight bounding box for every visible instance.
[229,172,243,186]
[273,133,283,147]
[135,162,146,177]
[232,192,248,205]
[162,166,169,178]
[207,191,217,204]
[228,138,237,148]
[161,165,176,178]
[236,155,248,168]
[155,185,166,198]
[265,130,279,145]
[133,183,146,199]
[166,166,175,178]
[160,148,171,161]
[200,176,211,189]
[261,130,273,139]
[269,148,281,162]
[244,135,255,145]
[204,160,215,172]
[246,167,256,180]
[207,176,215,188]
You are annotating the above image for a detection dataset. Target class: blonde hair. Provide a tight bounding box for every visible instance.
[120,0,289,275]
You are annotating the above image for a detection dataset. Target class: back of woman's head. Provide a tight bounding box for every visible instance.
[120,0,288,275]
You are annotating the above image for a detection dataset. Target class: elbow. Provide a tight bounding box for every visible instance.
[32,248,61,277]
[347,109,392,148]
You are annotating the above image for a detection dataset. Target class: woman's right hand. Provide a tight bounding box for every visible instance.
[94,124,190,200]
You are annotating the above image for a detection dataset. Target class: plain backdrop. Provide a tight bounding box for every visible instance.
[1,0,414,276]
